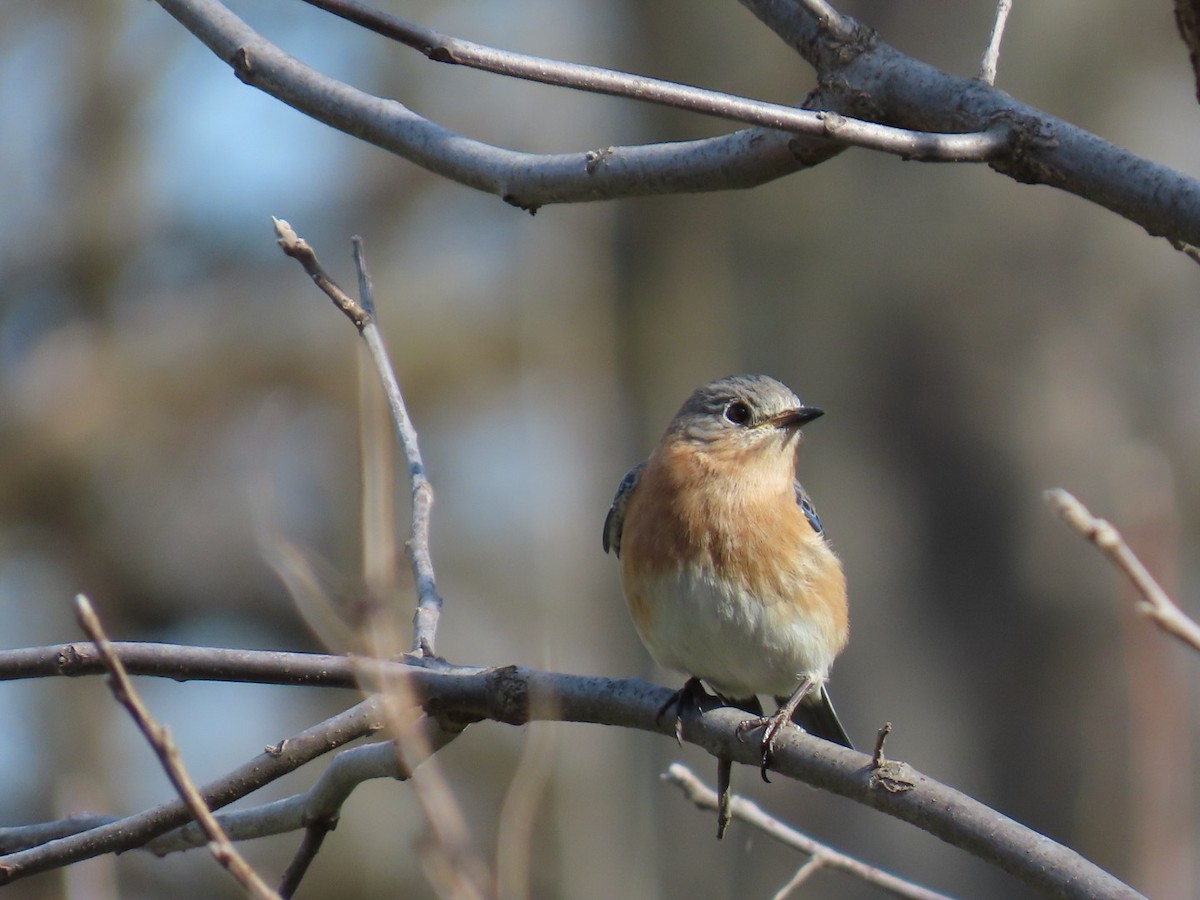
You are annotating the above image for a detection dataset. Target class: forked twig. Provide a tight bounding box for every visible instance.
[663,763,953,900]
[74,595,280,900]
[294,0,1007,163]
[1046,489,1200,654]
[274,218,444,655]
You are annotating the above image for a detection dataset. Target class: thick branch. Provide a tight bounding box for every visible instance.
[739,0,1200,249]
[149,0,1200,243]
[296,0,1007,162]
[153,0,837,211]
[0,645,1144,899]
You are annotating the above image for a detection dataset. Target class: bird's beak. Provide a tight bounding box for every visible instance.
[767,406,823,429]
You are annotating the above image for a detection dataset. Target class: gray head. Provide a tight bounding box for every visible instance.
[665,374,823,447]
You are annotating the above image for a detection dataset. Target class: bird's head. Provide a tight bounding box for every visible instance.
[665,374,823,462]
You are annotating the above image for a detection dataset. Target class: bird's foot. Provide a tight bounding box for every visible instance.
[656,677,707,746]
[734,708,793,783]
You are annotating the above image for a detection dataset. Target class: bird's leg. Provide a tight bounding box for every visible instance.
[715,756,733,839]
[735,676,816,781]
[656,676,707,745]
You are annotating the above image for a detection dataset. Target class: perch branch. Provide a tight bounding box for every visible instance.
[1046,488,1200,654]
[0,648,1147,898]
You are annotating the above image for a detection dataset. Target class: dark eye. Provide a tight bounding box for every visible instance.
[723,400,752,426]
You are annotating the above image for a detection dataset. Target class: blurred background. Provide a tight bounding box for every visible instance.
[2,0,1199,897]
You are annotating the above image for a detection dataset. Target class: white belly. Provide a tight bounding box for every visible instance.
[630,563,838,699]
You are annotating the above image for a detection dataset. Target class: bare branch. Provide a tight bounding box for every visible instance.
[73,596,280,900]
[793,0,853,39]
[277,826,328,899]
[0,639,361,686]
[273,716,459,897]
[297,0,1007,163]
[1176,0,1200,103]
[979,0,1013,84]
[737,0,1200,251]
[350,237,442,655]
[0,695,383,883]
[273,218,370,328]
[367,659,492,899]
[774,858,823,899]
[664,763,955,900]
[1046,488,1200,654]
[0,646,1149,898]
[155,0,838,211]
[274,219,444,654]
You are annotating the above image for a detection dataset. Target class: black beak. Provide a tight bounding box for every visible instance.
[772,406,823,429]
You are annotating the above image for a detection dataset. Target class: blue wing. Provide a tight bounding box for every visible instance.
[794,479,823,535]
[603,464,644,557]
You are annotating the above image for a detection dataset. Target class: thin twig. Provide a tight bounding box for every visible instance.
[295,0,1006,163]
[979,0,1013,84]
[367,658,492,900]
[663,763,955,900]
[274,218,444,654]
[774,858,823,900]
[351,237,443,655]
[151,727,458,855]
[496,713,560,900]
[872,721,893,767]
[73,596,280,900]
[794,0,854,40]
[1046,488,1200,654]
[0,695,383,882]
[277,824,331,899]
[272,219,370,328]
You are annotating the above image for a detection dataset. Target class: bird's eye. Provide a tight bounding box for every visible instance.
[723,400,752,426]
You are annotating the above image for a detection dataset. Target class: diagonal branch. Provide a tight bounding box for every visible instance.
[274,219,443,654]
[74,596,280,899]
[738,0,1200,251]
[295,0,1009,162]
[664,763,954,900]
[1046,488,1200,654]
[154,0,836,212]
[0,694,383,883]
[148,0,1200,245]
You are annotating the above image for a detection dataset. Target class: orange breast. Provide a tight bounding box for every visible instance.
[619,441,848,645]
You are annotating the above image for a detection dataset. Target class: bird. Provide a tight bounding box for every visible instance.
[604,374,852,782]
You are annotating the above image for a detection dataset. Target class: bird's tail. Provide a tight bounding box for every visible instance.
[787,683,853,749]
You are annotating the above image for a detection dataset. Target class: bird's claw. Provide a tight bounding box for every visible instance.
[736,710,793,782]
[656,677,706,746]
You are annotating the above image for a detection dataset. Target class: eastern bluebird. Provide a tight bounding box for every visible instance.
[604,374,852,777]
